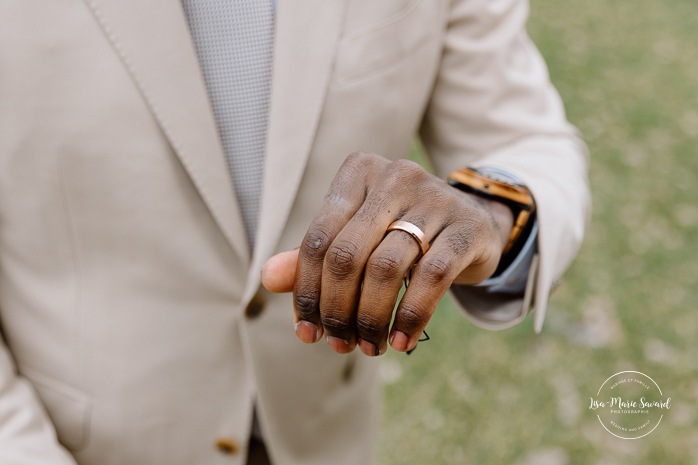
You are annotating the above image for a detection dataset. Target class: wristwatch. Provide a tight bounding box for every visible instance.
[447,167,536,256]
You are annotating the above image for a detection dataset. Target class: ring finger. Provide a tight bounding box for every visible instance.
[355,216,441,356]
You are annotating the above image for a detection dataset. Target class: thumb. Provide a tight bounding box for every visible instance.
[260,249,299,293]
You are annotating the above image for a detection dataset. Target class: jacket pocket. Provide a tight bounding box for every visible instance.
[333,0,441,86]
[21,366,92,452]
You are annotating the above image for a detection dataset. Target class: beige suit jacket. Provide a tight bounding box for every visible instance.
[0,0,589,463]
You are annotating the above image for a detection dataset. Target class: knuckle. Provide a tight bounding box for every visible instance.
[321,314,352,335]
[366,251,403,282]
[325,240,361,278]
[345,151,368,164]
[302,227,333,260]
[397,304,428,330]
[356,315,385,341]
[294,294,319,320]
[345,151,380,169]
[420,256,453,285]
[345,151,364,162]
[389,159,425,182]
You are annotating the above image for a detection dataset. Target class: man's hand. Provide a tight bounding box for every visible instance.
[261,153,513,356]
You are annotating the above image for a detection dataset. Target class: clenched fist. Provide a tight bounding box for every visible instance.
[261,152,513,356]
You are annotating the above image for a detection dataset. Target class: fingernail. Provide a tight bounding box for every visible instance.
[295,321,318,344]
[327,336,354,354]
[358,339,380,357]
[389,331,409,352]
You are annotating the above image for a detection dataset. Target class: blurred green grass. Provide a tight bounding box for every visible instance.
[377,0,698,464]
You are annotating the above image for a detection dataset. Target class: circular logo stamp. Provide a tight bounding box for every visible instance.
[589,371,671,439]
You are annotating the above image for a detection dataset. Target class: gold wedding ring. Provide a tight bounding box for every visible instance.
[386,220,430,257]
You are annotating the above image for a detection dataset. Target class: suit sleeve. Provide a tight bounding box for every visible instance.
[420,0,591,331]
[0,336,77,464]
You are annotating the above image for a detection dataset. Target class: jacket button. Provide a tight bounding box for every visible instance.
[245,291,267,319]
[215,438,239,455]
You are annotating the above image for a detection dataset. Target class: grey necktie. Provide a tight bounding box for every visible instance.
[181,0,274,250]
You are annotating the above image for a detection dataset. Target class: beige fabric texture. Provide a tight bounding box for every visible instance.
[0,0,589,464]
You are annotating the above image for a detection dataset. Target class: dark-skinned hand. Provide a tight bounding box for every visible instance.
[261,152,513,356]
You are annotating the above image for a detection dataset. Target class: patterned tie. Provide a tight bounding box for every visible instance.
[181,0,274,250]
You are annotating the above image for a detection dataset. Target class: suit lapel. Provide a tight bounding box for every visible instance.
[83,0,347,282]
[83,0,250,263]
[248,0,348,293]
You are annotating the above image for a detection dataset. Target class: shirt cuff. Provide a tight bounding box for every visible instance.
[476,220,538,294]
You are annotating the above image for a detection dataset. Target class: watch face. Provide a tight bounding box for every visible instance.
[470,168,524,187]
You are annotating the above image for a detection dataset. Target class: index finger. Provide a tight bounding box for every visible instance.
[292,153,380,343]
